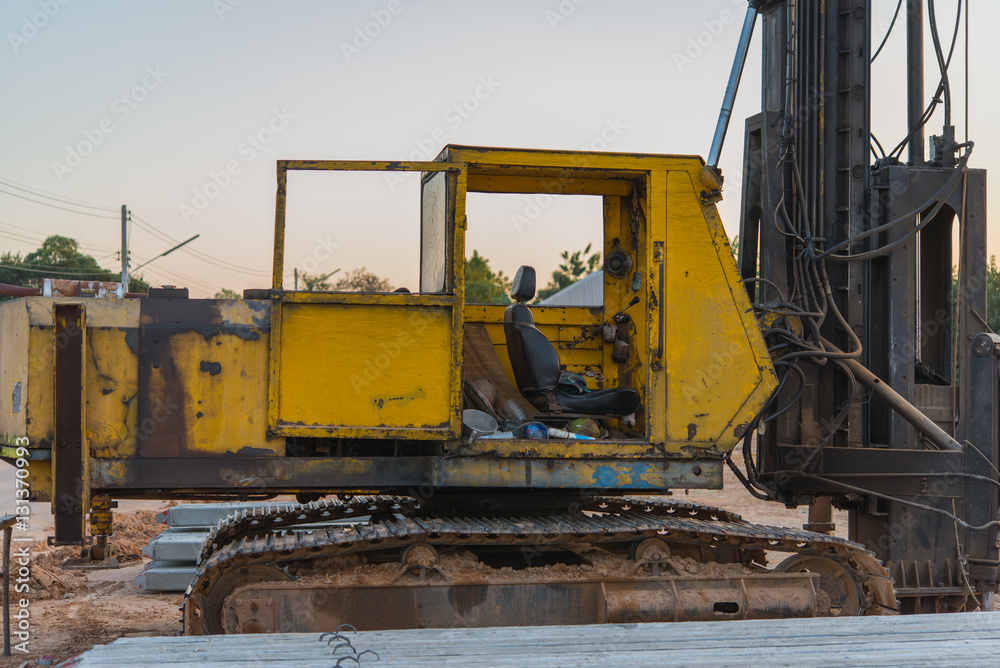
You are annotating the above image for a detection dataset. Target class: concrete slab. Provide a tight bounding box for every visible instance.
[56,611,1000,667]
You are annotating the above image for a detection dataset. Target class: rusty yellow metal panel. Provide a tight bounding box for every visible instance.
[646,170,667,444]
[276,302,455,437]
[662,169,776,451]
[25,301,54,451]
[270,160,465,292]
[443,145,697,175]
[467,174,631,196]
[136,299,277,458]
[0,299,52,501]
[0,299,28,441]
[82,299,140,459]
[268,159,467,441]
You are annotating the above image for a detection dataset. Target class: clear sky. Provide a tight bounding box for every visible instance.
[1,0,996,296]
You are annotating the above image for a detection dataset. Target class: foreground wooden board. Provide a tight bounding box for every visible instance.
[58,612,1000,667]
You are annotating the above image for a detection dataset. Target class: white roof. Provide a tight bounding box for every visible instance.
[539,270,603,306]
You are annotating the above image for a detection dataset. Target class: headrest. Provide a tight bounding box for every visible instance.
[510,266,536,302]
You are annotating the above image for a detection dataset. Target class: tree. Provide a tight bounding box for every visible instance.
[299,271,337,292]
[333,267,392,292]
[536,243,601,302]
[464,250,511,303]
[214,288,241,299]
[959,257,1000,335]
[0,235,149,300]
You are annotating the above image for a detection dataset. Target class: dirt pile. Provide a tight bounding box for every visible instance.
[11,509,165,601]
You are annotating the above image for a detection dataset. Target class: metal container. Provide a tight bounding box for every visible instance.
[462,409,498,442]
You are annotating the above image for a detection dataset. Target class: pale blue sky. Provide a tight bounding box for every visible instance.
[1,0,996,296]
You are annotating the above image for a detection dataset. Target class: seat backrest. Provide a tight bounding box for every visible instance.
[503,266,561,397]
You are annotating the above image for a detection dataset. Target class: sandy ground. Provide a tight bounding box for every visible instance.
[0,450,846,667]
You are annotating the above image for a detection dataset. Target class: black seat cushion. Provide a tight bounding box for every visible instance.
[504,302,560,397]
[503,265,640,418]
[554,387,641,416]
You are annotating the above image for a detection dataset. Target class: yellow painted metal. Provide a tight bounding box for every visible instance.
[467,174,631,196]
[0,299,28,441]
[269,159,464,292]
[445,145,776,455]
[283,292,453,307]
[82,300,140,459]
[268,159,467,441]
[0,144,778,511]
[275,302,455,438]
[0,293,284,505]
[139,328,275,456]
[661,170,774,448]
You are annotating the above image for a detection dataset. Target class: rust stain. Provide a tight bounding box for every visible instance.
[199,361,222,376]
[686,423,697,441]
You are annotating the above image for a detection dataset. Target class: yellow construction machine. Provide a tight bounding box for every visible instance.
[2,0,996,633]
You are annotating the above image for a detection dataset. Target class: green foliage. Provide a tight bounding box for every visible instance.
[214,288,241,299]
[333,267,392,292]
[299,271,335,292]
[536,243,601,302]
[464,250,511,304]
[988,257,1000,334]
[951,258,1000,336]
[0,235,149,300]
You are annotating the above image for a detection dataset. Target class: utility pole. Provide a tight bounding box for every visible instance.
[294,267,298,290]
[121,205,129,288]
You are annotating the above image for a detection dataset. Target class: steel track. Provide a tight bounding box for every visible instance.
[183,495,897,634]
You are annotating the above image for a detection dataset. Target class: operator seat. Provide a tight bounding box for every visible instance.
[503,266,641,416]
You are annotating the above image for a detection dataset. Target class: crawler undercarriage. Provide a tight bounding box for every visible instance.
[183,496,897,634]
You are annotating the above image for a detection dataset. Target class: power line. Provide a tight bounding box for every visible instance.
[131,214,271,277]
[139,262,220,294]
[0,186,120,219]
[0,220,118,254]
[1,258,117,270]
[0,263,115,276]
[0,177,118,212]
[0,230,46,247]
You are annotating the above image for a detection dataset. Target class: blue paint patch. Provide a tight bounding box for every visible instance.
[591,463,658,489]
[591,465,617,487]
[623,462,657,488]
